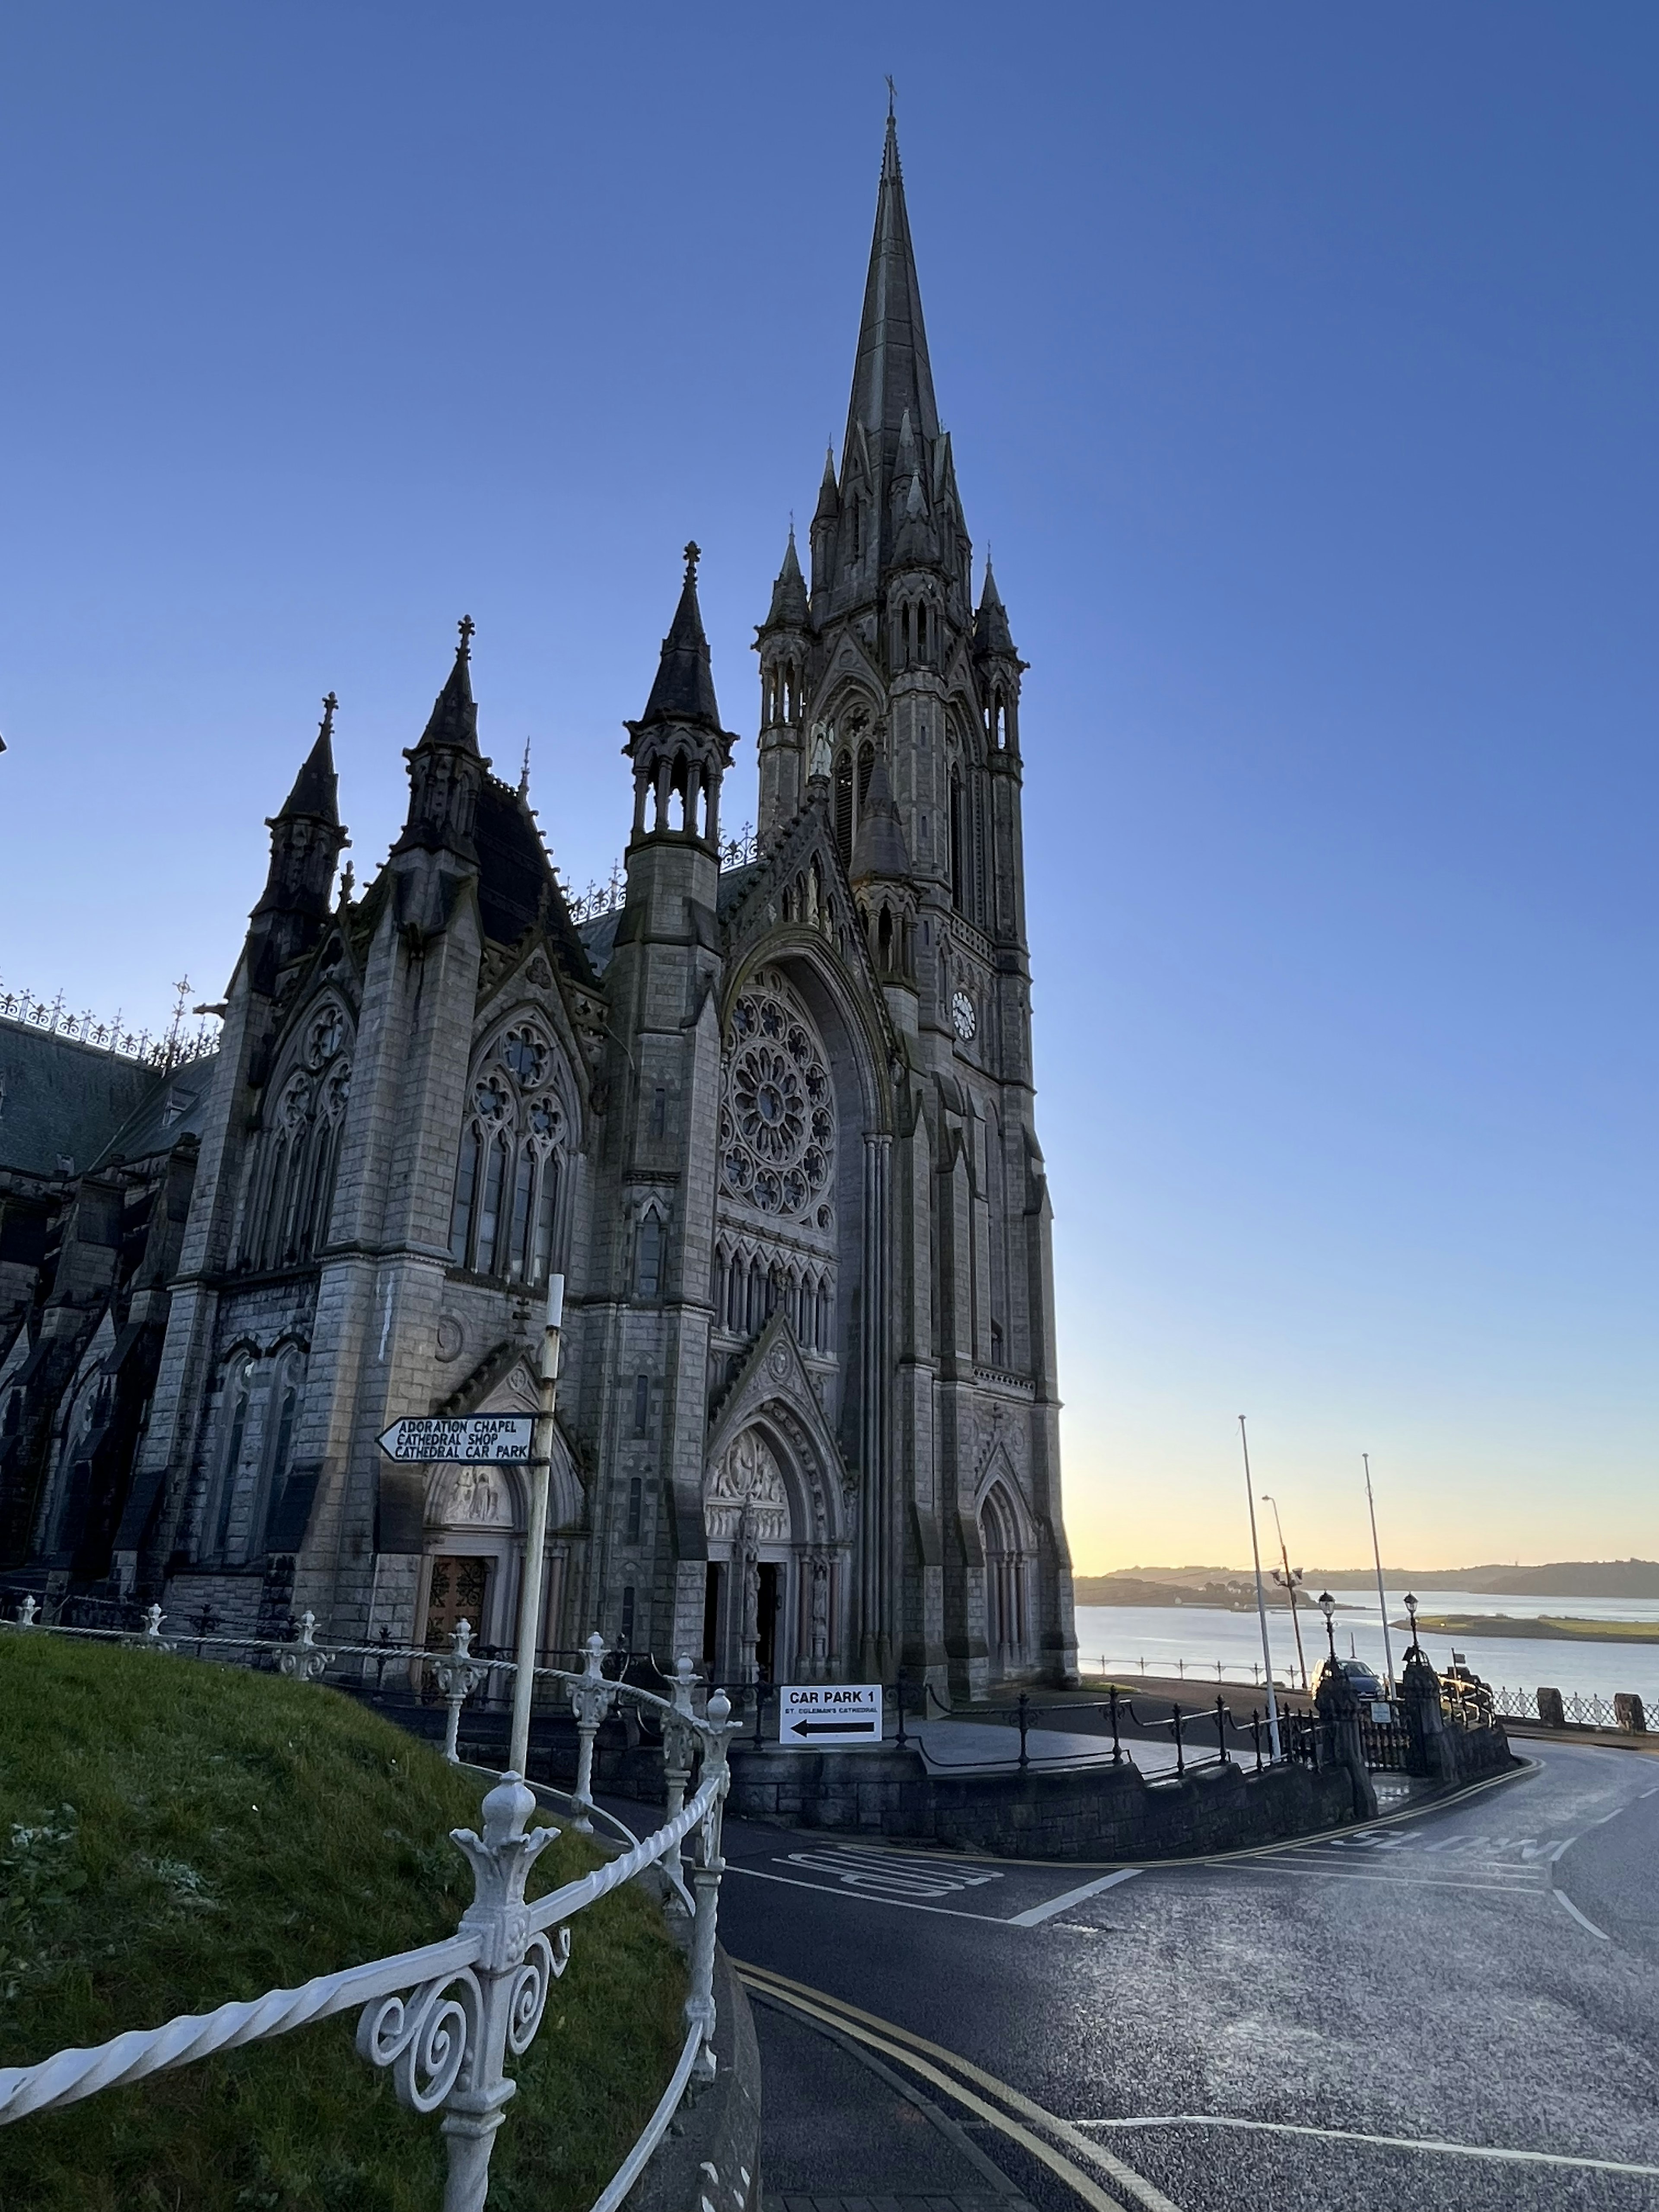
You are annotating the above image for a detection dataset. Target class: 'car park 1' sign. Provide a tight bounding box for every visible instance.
[778,1683,883,1748]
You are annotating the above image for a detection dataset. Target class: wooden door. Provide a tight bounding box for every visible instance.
[424,1554,491,1649]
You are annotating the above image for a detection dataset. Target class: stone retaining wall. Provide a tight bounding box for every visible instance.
[724,1745,1356,1859]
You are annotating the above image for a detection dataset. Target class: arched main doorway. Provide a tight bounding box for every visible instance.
[701,1423,842,1685]
[979,1478,1032,1680]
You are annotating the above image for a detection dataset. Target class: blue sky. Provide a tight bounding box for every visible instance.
[2,5,1653,1572]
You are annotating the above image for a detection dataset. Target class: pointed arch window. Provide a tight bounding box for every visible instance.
[208,1356,256,1560]
[242,1000,352,1271]
[448,1023,570,1283]
[257,1347,305,1555]
[636,1211,665,1300]
[834,751,854,866]
[950,765,966,914]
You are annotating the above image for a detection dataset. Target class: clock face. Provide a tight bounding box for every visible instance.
[951,990,976,1043]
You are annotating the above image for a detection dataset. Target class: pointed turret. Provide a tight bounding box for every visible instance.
[973,560,1017,660]
[393,618,488,863]
[632,544,728,736]
[762,529,810,632]
[973,561,1025,760]
[813,446,840,527]
[844,114,939,471]
[248,693,351,984]
[277,693,342,825]
[254,693,349,927]
[624,545,737,849]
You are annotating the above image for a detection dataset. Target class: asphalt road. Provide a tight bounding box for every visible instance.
[717,1738,1659,2212]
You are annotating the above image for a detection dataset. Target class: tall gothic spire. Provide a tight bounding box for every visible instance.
[843,113,939,475]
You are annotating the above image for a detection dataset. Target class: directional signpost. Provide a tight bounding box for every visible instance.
[376,1414,537,1464]
[778,1683,884,1749]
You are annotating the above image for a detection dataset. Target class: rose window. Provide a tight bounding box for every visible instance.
[721,985,834,1220]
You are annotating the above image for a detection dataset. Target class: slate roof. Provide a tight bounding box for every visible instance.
[95,1049,220,1169]
[0,1022,172,1179]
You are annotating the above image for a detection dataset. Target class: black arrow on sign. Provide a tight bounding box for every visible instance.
[788,1719,877,1736]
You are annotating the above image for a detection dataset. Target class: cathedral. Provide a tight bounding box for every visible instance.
[0,121,1078,1695]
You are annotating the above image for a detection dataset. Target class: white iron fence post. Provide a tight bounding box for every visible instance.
[568,1631,617,1834]
[356,1770,561,2212]
[277,1609,334,1683]
[684,1688,736,2085]
[660,1655,698,1903]
[123,1603,174,1653]
[433,1619,488,1764]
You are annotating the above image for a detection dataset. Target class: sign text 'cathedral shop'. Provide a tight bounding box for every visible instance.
[376,1415,536,1464]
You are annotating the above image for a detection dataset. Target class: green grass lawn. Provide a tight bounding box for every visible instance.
[0,1632,686,2212]
[1412,1612,1659,1643]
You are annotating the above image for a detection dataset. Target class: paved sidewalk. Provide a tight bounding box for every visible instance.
[904,1718,1188,1777]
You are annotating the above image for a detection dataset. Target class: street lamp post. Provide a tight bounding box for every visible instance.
[1317,1589,1338,1668]
[1262,1491,1308,1693]
[1238,1417,1282,1761]
[1362,1452,1395,1695]
[509,1273,565,1780]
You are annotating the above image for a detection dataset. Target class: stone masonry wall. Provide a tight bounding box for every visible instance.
[724,1744,1356,1860]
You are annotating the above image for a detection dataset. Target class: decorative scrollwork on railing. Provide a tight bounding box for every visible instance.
[356,1967,484,2114]
[505,1927,569,2057]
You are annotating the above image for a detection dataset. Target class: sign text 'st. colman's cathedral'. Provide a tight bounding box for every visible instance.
[0,123,1079,1693]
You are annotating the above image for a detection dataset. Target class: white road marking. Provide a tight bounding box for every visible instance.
[1548,1838,1576,1862]
[1009,1868,1141,1927]
[1553,1888,1611,1941]
[726,1865,1015,1923]
[1234,1861,1551,1894]
[1077,2114,1659,2177]
[780,1847,1006,1899]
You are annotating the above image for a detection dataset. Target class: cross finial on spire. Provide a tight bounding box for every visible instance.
[683,541,701,585]
[518,737,531,799]
[319,690,338,735]
[886,73,896,118]
[457,613,475,659]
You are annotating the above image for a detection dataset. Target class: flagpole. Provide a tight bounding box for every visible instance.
[1239,1416,1282,1760]
[1363,1451,1395,1696]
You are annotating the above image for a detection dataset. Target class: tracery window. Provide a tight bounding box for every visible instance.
[719,982,835,1229]
[448,1022,568,1283]
[244,1002,352,1269]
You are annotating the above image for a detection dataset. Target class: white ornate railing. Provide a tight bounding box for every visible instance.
[0,1606,737,2212]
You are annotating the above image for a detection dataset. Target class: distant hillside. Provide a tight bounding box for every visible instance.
[1078,1560,1659,1601]
[1074,1574,1284,1612]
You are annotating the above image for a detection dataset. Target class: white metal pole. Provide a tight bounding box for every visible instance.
[1363,1452,1395,1696]
[509,1273,564,1779]
[1239,1416,1281,1760]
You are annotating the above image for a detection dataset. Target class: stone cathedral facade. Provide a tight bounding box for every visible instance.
[0,123,1078,1694]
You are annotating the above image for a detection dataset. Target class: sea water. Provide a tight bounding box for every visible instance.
[1073,1589,1659,1708]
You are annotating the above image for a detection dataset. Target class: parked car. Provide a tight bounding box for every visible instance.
[1338,1658,1386,1700]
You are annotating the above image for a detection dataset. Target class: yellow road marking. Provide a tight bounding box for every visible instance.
[734,1960,1184,2212]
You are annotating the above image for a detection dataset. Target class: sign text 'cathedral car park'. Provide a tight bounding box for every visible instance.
[778,1684,884,1748]
[376,1415,535,1464]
